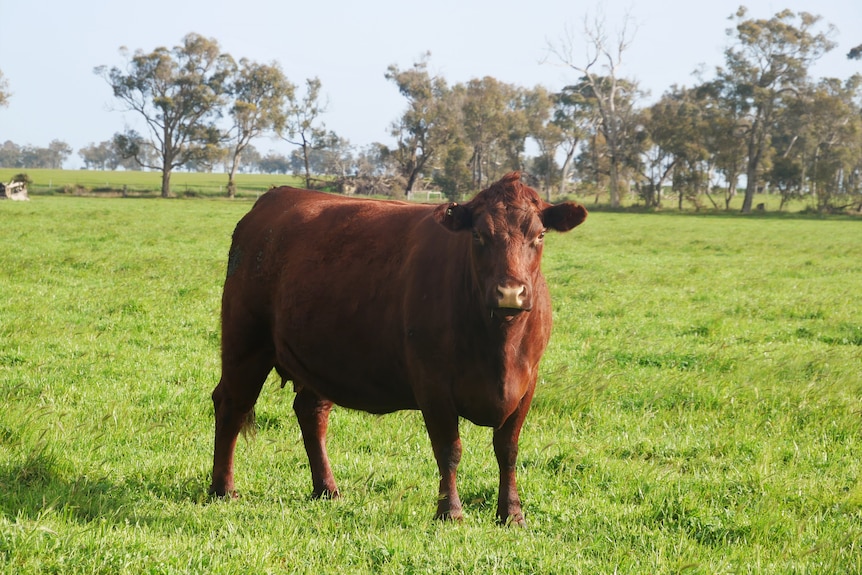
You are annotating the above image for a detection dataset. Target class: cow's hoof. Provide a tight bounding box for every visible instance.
[311,488,341,500]
[208,486,239,500]
[498,514,526,528]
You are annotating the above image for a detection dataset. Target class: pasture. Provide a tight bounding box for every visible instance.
[0,168,305,198]
[0,195,860,573]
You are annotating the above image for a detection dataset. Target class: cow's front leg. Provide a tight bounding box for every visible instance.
[492,383,536,527]
[293,387,339,499]
[421,409,463,521]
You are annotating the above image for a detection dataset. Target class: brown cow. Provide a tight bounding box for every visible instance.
[209,172,587,525]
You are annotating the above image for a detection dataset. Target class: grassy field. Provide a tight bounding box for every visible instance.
[0,167,829,212]
[0,168,306,199]
[0,195,860,573]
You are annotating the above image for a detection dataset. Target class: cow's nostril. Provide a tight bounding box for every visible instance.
[496,285,527,309]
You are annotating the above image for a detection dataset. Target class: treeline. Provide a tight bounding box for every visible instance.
[0,138,364,178]
[0,140,74,170]
[1,7,860,211]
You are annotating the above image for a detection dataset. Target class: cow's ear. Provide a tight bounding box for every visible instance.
[541,202,587,232]
[434,202,473,232]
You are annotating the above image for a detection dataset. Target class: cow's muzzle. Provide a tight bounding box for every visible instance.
[495,284,530,311]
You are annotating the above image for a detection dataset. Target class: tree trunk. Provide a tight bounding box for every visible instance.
[558,144,577,197]
[725,173,738,210]
[741,164,758,213]
[741,110,769,214]
[161,169,172,198]
[302,141,312,189]
[608,156,621,208]
[227,151,240,198]
[742,171,757,214]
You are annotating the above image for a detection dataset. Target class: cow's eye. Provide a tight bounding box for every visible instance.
[471,229,484,244]
[534,230,546,246]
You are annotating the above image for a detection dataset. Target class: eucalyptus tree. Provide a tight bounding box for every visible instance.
[547,10,641,207]
[522,85,561,200]
[694,80,749,210]
[564,75,642,203]
[635,95,680,208]
[793,76,862,211]
[225,59,293,197]
[385,54,460,195]
[661,88,711,209]
[718,7,836,213]
[461,76,511,189]
[279,77,328,189]
[552,85,597,197]
[434,141,473,201]
[96,33,234,197]
[78,140,118,170]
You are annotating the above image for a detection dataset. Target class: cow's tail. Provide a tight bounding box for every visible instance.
[239,408,257,440]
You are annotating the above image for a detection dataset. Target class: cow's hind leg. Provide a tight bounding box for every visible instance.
[293,387,339,498]
[210,346,273,498]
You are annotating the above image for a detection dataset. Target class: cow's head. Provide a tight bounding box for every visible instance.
[435,172,587,316]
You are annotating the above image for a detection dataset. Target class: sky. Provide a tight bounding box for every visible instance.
[1,0,860,168]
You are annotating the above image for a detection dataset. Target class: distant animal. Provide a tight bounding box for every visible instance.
[209,172,587,525]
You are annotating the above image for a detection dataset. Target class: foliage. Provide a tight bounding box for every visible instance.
[279,77,329,189]
[9,173,32,186]
[385,53,461,194]
[1,197,860,573]
[95,33,235,197]
[9,9,862,205]
[0,140,73,170]
[546,8,641,208]
[0,69,9,108]
[717,7,837,213]
[224,59,293,197]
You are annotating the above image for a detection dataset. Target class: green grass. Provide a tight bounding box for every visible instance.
[1,197,860,573]
[0,168,305,198]
[0,167,838,212]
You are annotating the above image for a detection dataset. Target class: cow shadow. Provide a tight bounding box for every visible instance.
[0,449,210,528]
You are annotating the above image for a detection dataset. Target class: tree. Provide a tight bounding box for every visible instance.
[386,54,460,195]
[0,69,10,108]
[460,77,512,189]
[355,143,397,179]
[79,140,118,170]
[692,79,749,210]
[548,9,641,207]
[257,151,291,174]
[552,85,596,197]
[636,95,681,208]
[236,144,261,174]
[310,132,353,178]
[225,59,293,197]
[0,141,20,167]
[13,140,72,169]
[719,7,836,213]
[280,77,328,189]
[96,33,234,197]
[522,85,561,200]
[434,142,473,200]
[792,76,862,212]
[641,87,711,209]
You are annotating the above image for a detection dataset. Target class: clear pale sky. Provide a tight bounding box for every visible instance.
[1,0,859,167]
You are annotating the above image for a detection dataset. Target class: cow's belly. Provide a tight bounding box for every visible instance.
[274,331,418,414]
